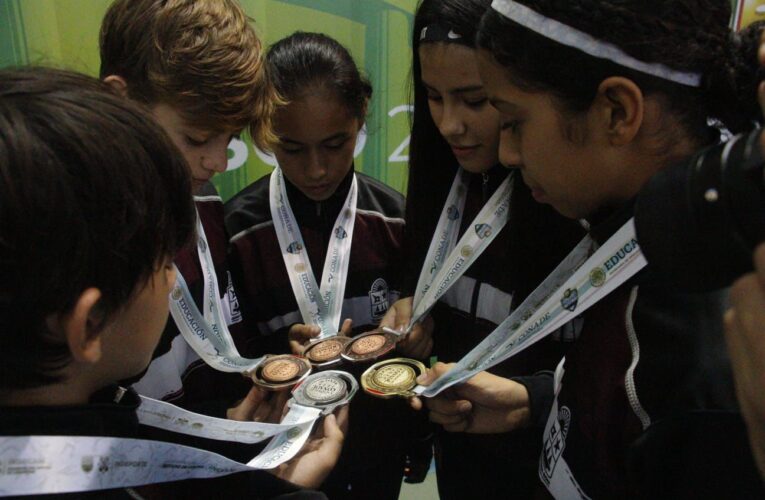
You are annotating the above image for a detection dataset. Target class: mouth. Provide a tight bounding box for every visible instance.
[302,183,333,197]
[449,144,480,158]
[521,175,547,202]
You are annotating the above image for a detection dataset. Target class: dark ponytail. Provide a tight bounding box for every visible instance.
[477,0,765,143]
[267,32,372,120]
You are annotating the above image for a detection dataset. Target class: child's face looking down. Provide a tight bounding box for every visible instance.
[477,49,615,219]
[273,89,362,201]
[151,103,241,194]
[101,261,177,382]
[419,43,500,174]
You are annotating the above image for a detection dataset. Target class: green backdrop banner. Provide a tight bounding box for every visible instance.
[0,0,417,201]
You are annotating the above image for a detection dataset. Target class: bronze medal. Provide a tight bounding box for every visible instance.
[250,354,312,390]
[341,328,398,363]
[304,336,351,367]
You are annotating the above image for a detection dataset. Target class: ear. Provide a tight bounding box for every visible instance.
[103,75,129,98]
[60,288,105,365]
[592,77,644,146]
[357,99,369,132]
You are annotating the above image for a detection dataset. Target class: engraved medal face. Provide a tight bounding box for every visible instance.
[262,358,301,382]
[290,370,358,414]
[361,358,427,399]
[372,363,416,389]
[304,337,350,366]
[341,329,397,363]
[352,334,386,354]
[303,375,347,404]
[251,354,312,390]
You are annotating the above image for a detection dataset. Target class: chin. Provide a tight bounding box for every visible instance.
[460,160,495,174]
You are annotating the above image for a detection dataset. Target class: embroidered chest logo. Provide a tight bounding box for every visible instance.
[540,405,571,484]
[225,271,242,324]
[369,278,389,321]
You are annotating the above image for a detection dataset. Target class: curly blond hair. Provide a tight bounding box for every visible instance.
[100,0,279,149]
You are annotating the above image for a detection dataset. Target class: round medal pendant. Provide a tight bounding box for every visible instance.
[250,354,312,390]
[290,370,358,414]
[361,358,427,399]
[303,336,351,368]
[341,328,398,363]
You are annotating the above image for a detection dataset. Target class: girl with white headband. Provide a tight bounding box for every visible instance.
[414,1,765,498]
[380,0,583,498]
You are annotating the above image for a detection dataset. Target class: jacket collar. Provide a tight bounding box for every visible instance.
[283,166,355,224]
[0,385,141,437]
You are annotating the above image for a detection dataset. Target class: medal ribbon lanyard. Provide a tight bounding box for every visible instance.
[417,218,646,397]
[270,168,358,339]
[0,386,328,496]
[170,211,262,373]
[0,408,321,497]
[406,169,514,332]
[167,212,324,469]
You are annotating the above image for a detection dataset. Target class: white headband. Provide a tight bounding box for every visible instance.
[490,0,703,88]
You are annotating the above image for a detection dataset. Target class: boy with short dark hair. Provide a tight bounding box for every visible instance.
[99,0,278,415]
[0,67,340,498]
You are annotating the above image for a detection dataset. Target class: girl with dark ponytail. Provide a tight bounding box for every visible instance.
[225,32,418,499]
[380,0,583,498]
[417,1,765,498]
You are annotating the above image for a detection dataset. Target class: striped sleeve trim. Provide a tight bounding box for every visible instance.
[229,220,274,244]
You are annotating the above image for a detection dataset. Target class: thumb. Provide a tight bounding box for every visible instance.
[415,362,451,387]
[379,305,397,329]
[339,318,353,337]
[228,385,267,421]
[322,413,343,442]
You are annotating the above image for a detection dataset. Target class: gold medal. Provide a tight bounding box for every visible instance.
[361,358,426,398]
[249,354,312,390]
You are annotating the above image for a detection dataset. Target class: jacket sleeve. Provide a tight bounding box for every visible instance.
[512,371,554,429]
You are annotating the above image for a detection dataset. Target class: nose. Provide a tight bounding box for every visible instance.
[498,131,521,168]
[201,142,229,174]
[304,149,328,181]
[436,101,466,138]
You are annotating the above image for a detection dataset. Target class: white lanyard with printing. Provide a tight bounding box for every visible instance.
[170,211,263,372]
[269,168,358,339]
[417,218,646,397]
[165,214,325,463]
[406,169,514,332]
[0,393,324,496]
[0,416,319,496]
